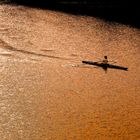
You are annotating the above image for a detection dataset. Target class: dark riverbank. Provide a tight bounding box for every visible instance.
[2,0,139,28]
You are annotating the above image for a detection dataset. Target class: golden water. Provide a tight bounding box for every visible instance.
[0,4,140,140]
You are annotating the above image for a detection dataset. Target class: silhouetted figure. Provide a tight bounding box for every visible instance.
[102,56,108,73]
[102,56,108,64]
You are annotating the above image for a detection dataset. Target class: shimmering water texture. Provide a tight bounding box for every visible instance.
[0,4,140,140]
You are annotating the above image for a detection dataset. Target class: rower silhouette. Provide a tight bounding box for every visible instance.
[102,56,108,64]
[102,56,108,72]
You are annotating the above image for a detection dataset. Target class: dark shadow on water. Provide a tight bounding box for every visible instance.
[0,53,12,57]
[0,39,70,60]
[7,0,140,28]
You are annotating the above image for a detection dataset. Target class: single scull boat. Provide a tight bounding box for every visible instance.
[82,61,128,71]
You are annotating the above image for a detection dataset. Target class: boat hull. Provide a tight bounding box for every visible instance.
[82,61,128,71]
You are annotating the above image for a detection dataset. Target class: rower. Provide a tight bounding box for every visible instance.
[102,56,108,64]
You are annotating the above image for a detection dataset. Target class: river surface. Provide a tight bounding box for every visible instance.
[0,4,140,140]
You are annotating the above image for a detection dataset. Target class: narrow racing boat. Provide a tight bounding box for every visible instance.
[82,61,128,71]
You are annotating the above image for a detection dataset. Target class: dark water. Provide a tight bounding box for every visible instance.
[1,0,140,28]
[0,3,140,140]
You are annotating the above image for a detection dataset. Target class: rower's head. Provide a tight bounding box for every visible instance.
[104,56,107,59]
